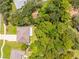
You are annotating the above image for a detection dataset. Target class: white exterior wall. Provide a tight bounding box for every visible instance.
[29,26,32,36]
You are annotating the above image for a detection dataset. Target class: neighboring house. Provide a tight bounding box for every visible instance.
[13,0,47,9]
[17,26,32,45]
[32,10,39,19]
[10,49,26,59]
[70,8,79,17]
[70,8,79,32]
[13,0,27,9]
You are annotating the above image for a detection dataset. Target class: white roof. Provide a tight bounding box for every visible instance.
[13,0,27,9]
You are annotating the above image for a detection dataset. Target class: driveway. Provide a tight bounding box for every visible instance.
[0,34,16,41]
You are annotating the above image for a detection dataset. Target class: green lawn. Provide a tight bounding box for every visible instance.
[0,3,16,34]
[6,3,17,34]
[0,26,36,59]
[0,3,22,59]
[30,27,38,44]
[0,19,4,34]
[0,24,16,34]
[0,22,16,34]
[0,40,3,46]
[74,50,79,58]
[0,40,3,56]
[0,40,23,59]
[7,23,16,34]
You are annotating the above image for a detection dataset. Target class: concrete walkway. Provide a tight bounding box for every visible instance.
[0,34,16,41]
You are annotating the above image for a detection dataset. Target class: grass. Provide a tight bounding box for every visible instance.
[0,3,16,34]
[4,41,23,59]
[7,23,16,34]
[0,26,37,59]
[0,3,23,58]
[74,50,79,58]
[30,26,38,44]
[0,40,23,59]
[0,22,16,34]
[0,40,3,46]
[6,3,16,34]
[0,18,4,34]
[0,40,3,56]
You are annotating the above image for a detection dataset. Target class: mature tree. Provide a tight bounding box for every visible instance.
[70,0,79,8]
[29,0,79,59]
[0,0,13,25]
[72,14,79,31]
[8,0,79,59]
[10,0,43,26]
[21,43,28,51]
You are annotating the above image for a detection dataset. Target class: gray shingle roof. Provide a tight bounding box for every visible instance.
[17,26,32,45]
[13,0,27,9]
[10,49,25,59]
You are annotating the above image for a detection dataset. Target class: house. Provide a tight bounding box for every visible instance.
[32,10,39,19]
[70,8,79,17]
[17,26,32,45]
[13,0,48,9]
[13,0,27,9]
[10,49,26,59]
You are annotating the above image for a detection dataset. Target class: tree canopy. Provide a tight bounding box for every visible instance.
[8,0,79,59]
[1,0,79,59]
[0,0,13,25]
[70,0,79,8]
[29,0,79,59]
[0,0,13,16]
